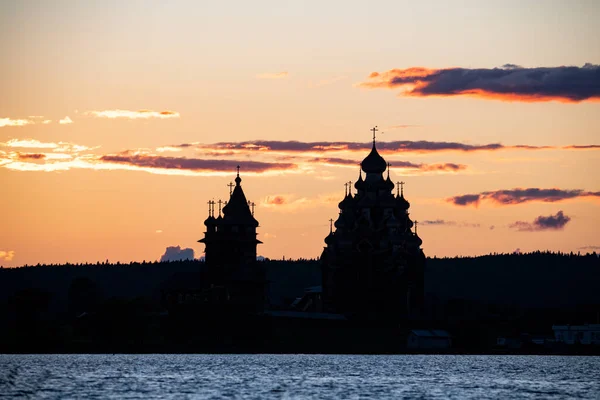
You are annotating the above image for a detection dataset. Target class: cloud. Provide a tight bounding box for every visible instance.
[256,71,289,79]
[100,154,296,174]
[159,246,194,262]
[447,188,600,207]
[1,139,59,149]
[0,250,15,261]
[578,245,600,251]
[260,193,338,211]
[59,116,73,125]
[199,140,554,155]
[0,138,94,154]
[87,109,180,119]
[509,210,571,231]
[563,145,600,150]
[17,153,46,160]
[264,195,289,205]
[421,220,480,228]
[0,117,33,128]
[309,156,466,172]
[359,63,600,103]
[165,140,600,157]
[155,146,183,153]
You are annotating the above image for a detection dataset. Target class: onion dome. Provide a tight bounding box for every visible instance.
[396,193,410,210]
[396,182,410,209]
[413,233,423,247]
[338,193,354,210]
[385,170,394,192]
[204,200,216,226]
[354,168,365,191]
[324,231,335,245]
[204,215,216,226]
[360,141,387,174]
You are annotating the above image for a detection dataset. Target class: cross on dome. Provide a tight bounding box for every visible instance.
[397,181,405,196]
[370,126,378,142]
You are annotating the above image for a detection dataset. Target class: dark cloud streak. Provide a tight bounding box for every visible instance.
[360,64,600,103]
[448,188,600,207]
[509,211,571,231]
[100,154,296,173]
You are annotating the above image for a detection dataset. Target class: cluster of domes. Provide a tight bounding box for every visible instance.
[324,130,423,250]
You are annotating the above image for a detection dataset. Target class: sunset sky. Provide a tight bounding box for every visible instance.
[2,0,599,267]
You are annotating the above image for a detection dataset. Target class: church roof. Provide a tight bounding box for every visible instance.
[360,141,387,174]
[221,169,259,227]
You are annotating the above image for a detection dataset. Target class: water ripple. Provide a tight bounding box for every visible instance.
[0,354,599,399]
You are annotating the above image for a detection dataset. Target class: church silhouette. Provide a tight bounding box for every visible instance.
[197,127,425,322]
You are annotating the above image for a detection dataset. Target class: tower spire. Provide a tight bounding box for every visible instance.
[228,181,234,196]
[329,218,334,233]
[344,182,348,196]
[414,220,418,235]
[347,181,352,195]
[218,199,223,216]
[387,162,391,179]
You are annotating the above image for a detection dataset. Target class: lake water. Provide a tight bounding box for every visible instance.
[1,354,599,399]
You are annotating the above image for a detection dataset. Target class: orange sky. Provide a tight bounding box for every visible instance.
[1,1,600,267]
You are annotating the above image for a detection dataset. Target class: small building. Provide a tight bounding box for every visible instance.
[552,324,600,345]
[407,329,452,349]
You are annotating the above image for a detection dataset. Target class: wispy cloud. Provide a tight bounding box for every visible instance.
[447,188,600,207]
[59,116,73,125]
[0,117,33,128]
[0,250,15,261]
[155,146,183,153]
[509,210,571,231]
[17,153,46,160]
[99,154,296,174]
[309,156,466,173]
[421,219,480,228]
[261,193,338,211]
[578,245,600,251]
[193,140,574,155]
[87,109,180,119]
[2,139,60,149]
[256,71,289,79]
[0,138,93,153]
[359,63,600,103]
